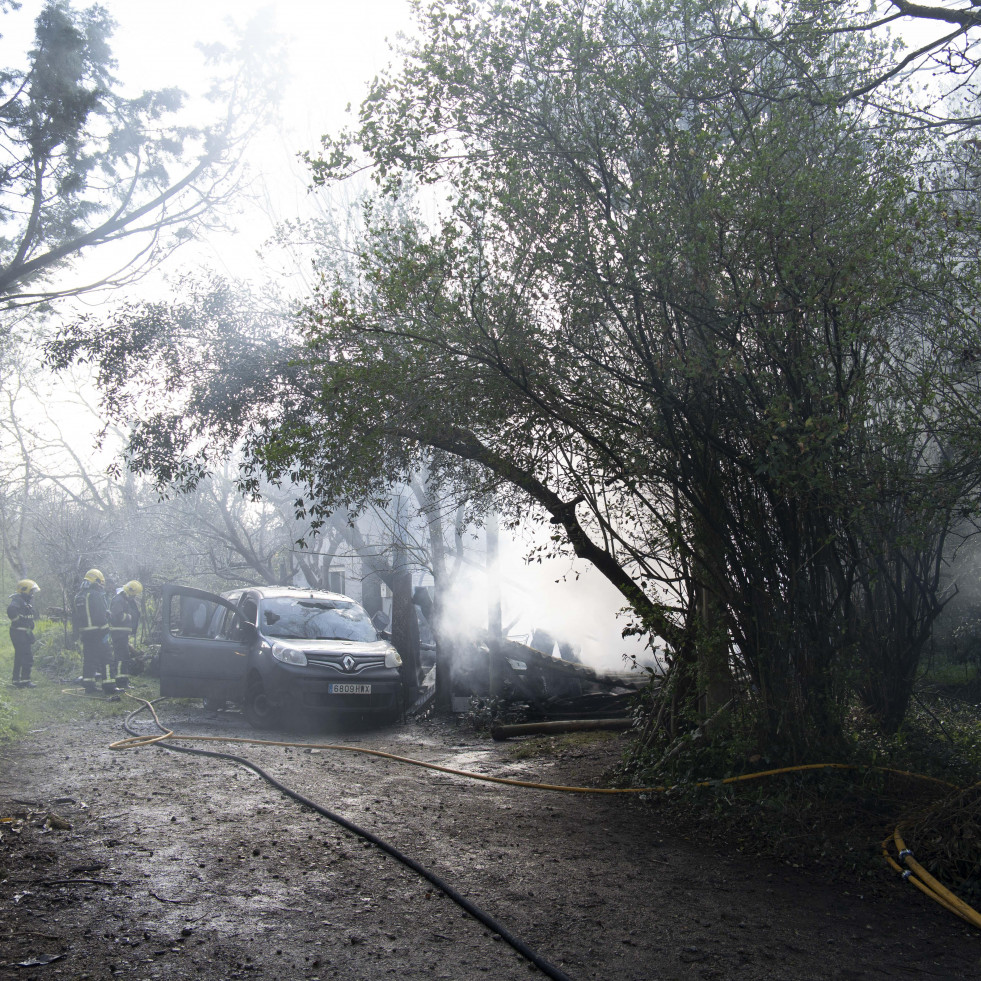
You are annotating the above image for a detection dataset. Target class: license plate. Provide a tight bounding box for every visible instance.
[329,683,371,694]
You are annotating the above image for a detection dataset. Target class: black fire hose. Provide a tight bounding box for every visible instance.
[123,705,576,981]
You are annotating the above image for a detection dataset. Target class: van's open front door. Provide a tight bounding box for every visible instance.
[159,585,249,702]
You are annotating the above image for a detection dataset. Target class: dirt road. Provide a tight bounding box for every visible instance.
[1,699,978,980]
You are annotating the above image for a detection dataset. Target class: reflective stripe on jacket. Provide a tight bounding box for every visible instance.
[109,591,140,635]
[74,585,109,634]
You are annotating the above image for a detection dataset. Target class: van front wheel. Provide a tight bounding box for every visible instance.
[243,678,277,728]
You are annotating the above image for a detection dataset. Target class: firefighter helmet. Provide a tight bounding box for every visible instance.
[83,568,105,585]
[16,579,39,595]
[123,580,143,598]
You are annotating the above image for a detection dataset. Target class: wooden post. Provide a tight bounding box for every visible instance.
[487,513,503,697]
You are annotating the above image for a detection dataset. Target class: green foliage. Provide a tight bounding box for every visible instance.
[623,686,981,789]
[303,0,981,754]
[47,275,299,489]
[0,1,282,307]
[31,618,81,677]
[922,658,981,695]
[0,620,149,749]
[618,688,981,881]
[505,730,620,761]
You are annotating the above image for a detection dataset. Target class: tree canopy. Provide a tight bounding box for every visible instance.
[0,0,280,309]
[295,0,981,751]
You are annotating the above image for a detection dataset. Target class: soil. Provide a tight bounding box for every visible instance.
[1,698,979,981]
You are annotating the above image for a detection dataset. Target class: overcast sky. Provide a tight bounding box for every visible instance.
[7,1,417,279]
[104,1,415,144]
[118,0,416,275]
[9,0,414,135]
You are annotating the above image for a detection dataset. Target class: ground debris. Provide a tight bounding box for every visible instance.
[15,952,64,967]
[0,709,977,981]
[43,811,72,831]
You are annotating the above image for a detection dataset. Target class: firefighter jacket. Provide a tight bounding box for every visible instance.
[110,590,141,638]
[74,582,110,639]
[7,593,36,636]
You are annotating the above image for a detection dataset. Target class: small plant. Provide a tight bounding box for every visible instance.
[506,730,620,761]
[615,679,981,888]
[32,620,82,679]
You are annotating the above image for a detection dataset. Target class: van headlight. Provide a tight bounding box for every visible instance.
[271,642,307,666]
[385,648,402,669]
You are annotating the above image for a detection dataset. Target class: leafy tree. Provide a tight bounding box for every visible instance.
[46,274,482,683]
[299,0,981,754]
[51,1,981,759]
[730,1,981,130]
[0,0,280,309]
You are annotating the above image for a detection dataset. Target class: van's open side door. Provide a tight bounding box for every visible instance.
[159,585,249,702]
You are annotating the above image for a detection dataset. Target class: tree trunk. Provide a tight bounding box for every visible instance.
[390,547,420,688]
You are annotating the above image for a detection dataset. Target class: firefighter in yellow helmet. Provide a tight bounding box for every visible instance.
[7,579,39,688]
[73,569,111,693]
[109,580,142,689]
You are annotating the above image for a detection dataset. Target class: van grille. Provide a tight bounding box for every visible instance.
[303,652,387,674]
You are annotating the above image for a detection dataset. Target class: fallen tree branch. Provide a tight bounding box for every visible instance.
[150,890,196,904]
[491,718,632,741]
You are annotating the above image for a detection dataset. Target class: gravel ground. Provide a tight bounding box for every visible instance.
[1,696,979,981]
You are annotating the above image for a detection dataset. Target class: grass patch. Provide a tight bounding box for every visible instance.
[506,730,620,760]
[0,621,160,748]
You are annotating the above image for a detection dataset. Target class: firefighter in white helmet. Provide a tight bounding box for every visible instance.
[109,580,142,689]
[7,579,39,688]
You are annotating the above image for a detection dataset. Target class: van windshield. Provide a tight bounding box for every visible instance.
[259,597,378,643]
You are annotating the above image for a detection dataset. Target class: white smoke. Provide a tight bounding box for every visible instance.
[436,523,660,675]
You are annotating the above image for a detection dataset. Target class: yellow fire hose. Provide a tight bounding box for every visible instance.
[111,691,980,930]
[881,824,981,929]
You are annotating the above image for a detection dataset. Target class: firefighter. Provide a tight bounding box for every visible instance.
[109,580,142,689]
[7,579,39,688]
[74,569,112,693]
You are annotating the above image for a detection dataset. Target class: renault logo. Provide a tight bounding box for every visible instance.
[342,654,356,673]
